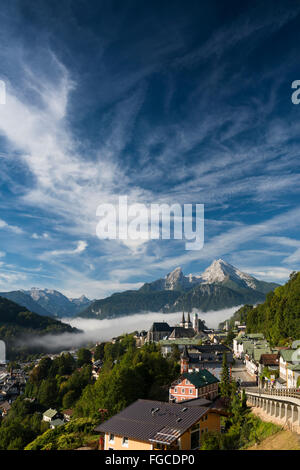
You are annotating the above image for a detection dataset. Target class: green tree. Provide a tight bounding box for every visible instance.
[219,353,231,399]
[77,348,92,367]
[241,389,247,410]
[62,390,77,409]
[38,378,58,408]
[94,343,106,361]
[29,357,52,384]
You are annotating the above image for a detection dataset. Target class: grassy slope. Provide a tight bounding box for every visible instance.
[247,430,300,450]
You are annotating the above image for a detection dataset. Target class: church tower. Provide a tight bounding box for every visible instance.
[193,312,199,333]
[180,345,190,374]
[180,311,185,328]
[185,312,192,329]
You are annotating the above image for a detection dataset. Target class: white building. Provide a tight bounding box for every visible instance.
[279,348,300,387]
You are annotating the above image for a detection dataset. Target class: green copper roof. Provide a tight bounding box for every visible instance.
[280,349,300,362]
[182,369,219,388]
[287,363,300,371]
[160,338,201,346]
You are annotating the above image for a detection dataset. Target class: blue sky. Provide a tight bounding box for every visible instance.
[0,0,300,298]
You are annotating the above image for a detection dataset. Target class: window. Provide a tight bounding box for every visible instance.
[122,437,128,447]
[174,388,177,393]
[189,389,193,394]
[109,434,114,443]
[181,388,185,394]
[185,379,190,385]
[191,428,200,450]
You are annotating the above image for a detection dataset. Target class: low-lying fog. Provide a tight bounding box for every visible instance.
[24,307,241,352]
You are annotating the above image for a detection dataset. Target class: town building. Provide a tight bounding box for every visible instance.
[95,399,222,450]
[168,327,195,340]
[279,347,300,387]
[258,353,279,376]
[146,322,173,343]
[180,312,193,329]
[63,409,73,421]
[233,333,266,359]
[134,330,147,347]
[147,313,205,344]
[43,408,59,423]
[160,336,209,357]
[0,401,11,417]
[50,418,65,429]
[175,344,233,380]
[169,369,219,403]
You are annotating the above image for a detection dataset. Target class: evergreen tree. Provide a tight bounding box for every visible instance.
[220,353,231,399]
[77,348,92,367]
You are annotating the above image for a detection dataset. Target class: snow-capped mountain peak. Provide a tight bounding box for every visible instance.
[165,267,184,289]
[200,258,256,288]
[201,259,232,283]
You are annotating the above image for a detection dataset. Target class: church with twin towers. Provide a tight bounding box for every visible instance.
[146,310,203,344]
[180,311,200,333]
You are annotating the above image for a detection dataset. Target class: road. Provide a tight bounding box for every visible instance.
[231,359,257,387]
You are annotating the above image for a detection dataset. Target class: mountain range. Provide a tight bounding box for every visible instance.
[79,259,280,319]
[0,288,91,318]
[0,259,280,320]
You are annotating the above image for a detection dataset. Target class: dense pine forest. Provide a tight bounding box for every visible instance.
[224,272,300,345]
[246,271,300,345]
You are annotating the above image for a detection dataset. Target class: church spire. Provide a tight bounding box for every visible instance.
[180,345,190,373]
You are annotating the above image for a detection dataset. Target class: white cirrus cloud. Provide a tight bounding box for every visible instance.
[42,240,88,259]
[0,218,23,234]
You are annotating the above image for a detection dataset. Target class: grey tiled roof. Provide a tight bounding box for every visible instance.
[95,399,207,445]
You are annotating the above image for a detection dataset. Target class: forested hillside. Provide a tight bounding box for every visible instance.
[0,296,79,359]
[245,272,300,344]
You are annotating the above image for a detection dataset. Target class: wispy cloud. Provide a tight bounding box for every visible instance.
[0,218,23,234]
[0,2,299,297]
[42,240,88,259]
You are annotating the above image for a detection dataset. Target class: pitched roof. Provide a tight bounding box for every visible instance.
[43,408,58,419]
[95,399,208,445]
[259,354,279,366]
[168,327,195,339]
[280,349,300,362]
[50,419,65,427]
[252,347,272,362]
[159,338,203,346]
[287,363,300,371]
[180,397,212,407]
[182,369,219,388]
[181,345,189,360]
[247,333,265,339]
[194,344,230,353]
[150,322,172,332]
